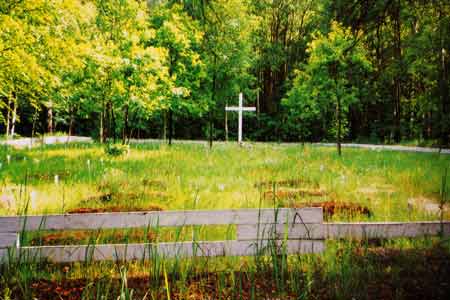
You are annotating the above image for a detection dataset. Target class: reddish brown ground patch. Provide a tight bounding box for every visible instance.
[263,188,326,199]
[67,204,164,214]
[81,191,169,204]
[142,179,167,189]
[29,229,156,246]
[294,201,372,219]
[81,192,113,203]
[255,178,316,189]
[28,170,71,181]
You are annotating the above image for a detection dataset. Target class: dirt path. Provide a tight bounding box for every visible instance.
[0,136,92,148]
[130,139,450,154]
[2,136,448,154]
[315,142,450,154]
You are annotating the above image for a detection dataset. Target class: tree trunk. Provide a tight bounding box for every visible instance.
[5,96,11,139]
[163,111,167,141]
[440,47,449,147]
[107,100,113,142]
[111,105,116,143]
[330,61,341,156]
[47,104,53,134]
[100,100,105,143]
[225,99,228,142]
[31,108,38,140]
[122,104,129,144]
[209,110,213,148]
[392,0,402,143]
[439,5,449,147]
[10,100,17,138]
[68,112,75,137]
[168,108,173,146]
[336,86,342,156]
[209,65,216,149]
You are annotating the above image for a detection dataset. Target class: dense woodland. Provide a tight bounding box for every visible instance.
[0,0,449,146]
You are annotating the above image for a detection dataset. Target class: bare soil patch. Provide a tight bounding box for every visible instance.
[28,170,71,181]
[81,191,169,204]
[142,179,168,189]
[67,204,164,214]
[28,229,156,246]
[294,200,372,219]
[254,178,317,189]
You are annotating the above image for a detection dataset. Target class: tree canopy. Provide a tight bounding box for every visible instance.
[0,0,449,147]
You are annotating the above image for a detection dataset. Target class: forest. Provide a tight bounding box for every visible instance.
[0,0,449,146]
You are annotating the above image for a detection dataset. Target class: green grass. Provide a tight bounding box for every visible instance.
[1,142,450,300]
[1,142,448,220]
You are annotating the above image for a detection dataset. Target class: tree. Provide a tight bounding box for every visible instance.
[91,0,168,143]
[284,21,372,155]
[148,3,207,145]
[0,0,56,137]
[198,0,256,147]
[251,0,320,116]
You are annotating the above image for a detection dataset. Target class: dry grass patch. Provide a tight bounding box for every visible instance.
[67,203,164,214]
[263,188,326,200]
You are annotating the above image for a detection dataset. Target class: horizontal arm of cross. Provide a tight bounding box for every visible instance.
[225,107,256,112]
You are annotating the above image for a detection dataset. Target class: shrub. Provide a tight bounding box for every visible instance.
[104,143,129,156]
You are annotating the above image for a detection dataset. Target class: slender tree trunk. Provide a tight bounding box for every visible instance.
[31,108,38,140]
[336,86,342,156]
[256,89,260,116]
[47,104,53,134]
[330,62,341,156]
[168,108,173,146]
[122,104,129,144]
[393,0,402,143]
[68,111,75,137]
[100,100,105,143]
[163,111,167,141]
[10,100,17,138]
[439,5,449,147]
[111,105,116,143]
[440,47,449,147]
[209,110,213,148]
[225,99,228,141]
[5,96,11,139]
[427,111,432,139]
[209,64,216,149]
[107,101,112,143]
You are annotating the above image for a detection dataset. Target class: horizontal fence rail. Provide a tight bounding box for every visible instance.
[237,222,450,240]
[11,240,325,263]
[0,208,322,233]
[0,233,18,248]
[1,208,449,263]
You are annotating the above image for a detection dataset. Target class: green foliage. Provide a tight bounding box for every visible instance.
[284,22,372,142]
[104,143,129,156]
[148,3,207,115]
[0,0,448,145]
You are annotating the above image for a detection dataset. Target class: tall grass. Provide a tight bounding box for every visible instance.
[1,142,449,299]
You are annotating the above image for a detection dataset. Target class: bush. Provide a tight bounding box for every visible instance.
[104,143,129,156]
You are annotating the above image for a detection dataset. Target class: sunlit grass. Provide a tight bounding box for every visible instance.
[1,142,449,221]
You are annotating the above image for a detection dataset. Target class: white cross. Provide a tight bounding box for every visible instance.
[225,93,256,144]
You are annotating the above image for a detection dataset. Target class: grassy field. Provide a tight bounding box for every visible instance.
[0,142,449,300]
[1,142,449,218]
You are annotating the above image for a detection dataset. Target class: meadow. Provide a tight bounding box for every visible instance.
[0,142,449,300]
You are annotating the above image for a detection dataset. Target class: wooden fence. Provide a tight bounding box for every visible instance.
[0,208,449,263]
